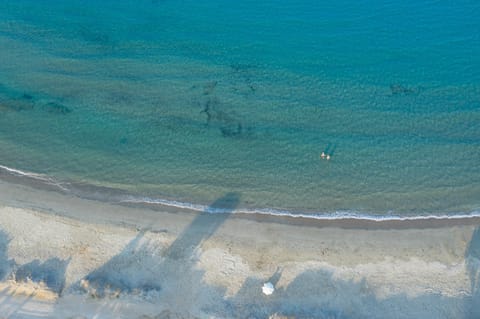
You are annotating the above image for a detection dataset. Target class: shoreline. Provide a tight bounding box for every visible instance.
[0,177,480,318]
[1,164,480,230]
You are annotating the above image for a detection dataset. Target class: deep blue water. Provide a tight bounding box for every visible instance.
[0,0,479,217]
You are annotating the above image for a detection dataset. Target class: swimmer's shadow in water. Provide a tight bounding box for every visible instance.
[322,143,337,158]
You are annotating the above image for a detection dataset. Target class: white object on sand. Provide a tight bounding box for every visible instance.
[262,282,275,295]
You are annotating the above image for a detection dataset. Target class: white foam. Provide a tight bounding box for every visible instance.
[119,196,480,222]
[0,164,50,180]
[0,164,69,192]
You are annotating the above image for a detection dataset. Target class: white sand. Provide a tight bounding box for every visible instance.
[0,180,479,318]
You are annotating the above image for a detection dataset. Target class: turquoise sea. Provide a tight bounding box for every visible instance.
[0,0,479,218]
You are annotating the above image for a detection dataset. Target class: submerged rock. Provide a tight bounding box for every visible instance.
[390,84,423,96]
[0,92,35,112]
[193,80,254,138]
[203,81,218,95]
[198,96,250,138]
[220,123,243,138]
[0,84,36,112]
[22,93,34,100]
[43,102,71,114]
[1,98,35,111]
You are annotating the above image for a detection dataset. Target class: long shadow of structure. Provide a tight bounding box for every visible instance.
[79,193,239,308]
[162,193,239,260]
[59,198,480,318]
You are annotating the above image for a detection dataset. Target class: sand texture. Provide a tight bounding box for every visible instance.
[0,180,479,318]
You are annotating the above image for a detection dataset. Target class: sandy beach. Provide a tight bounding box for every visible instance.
[0,179,479,319]
[1,1,479,318]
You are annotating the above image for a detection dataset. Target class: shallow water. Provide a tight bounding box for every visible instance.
[0,0,479,216]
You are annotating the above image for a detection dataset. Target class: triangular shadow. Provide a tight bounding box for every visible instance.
[76,192,239,307]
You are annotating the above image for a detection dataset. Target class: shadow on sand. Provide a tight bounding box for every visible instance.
[0,230,11,281]
[1,229,70,293]
[0,229,70,318]
[465,226,480,318]
[78,193,239,305]
[163,193,239,260]
[227,268,469,319]
[4,197,474,319]
[220,225,480,319]
[71,203,480,319]
[1,231,70,294]
[15,258,70,295]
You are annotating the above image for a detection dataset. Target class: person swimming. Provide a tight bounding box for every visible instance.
[320,152,331,160]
